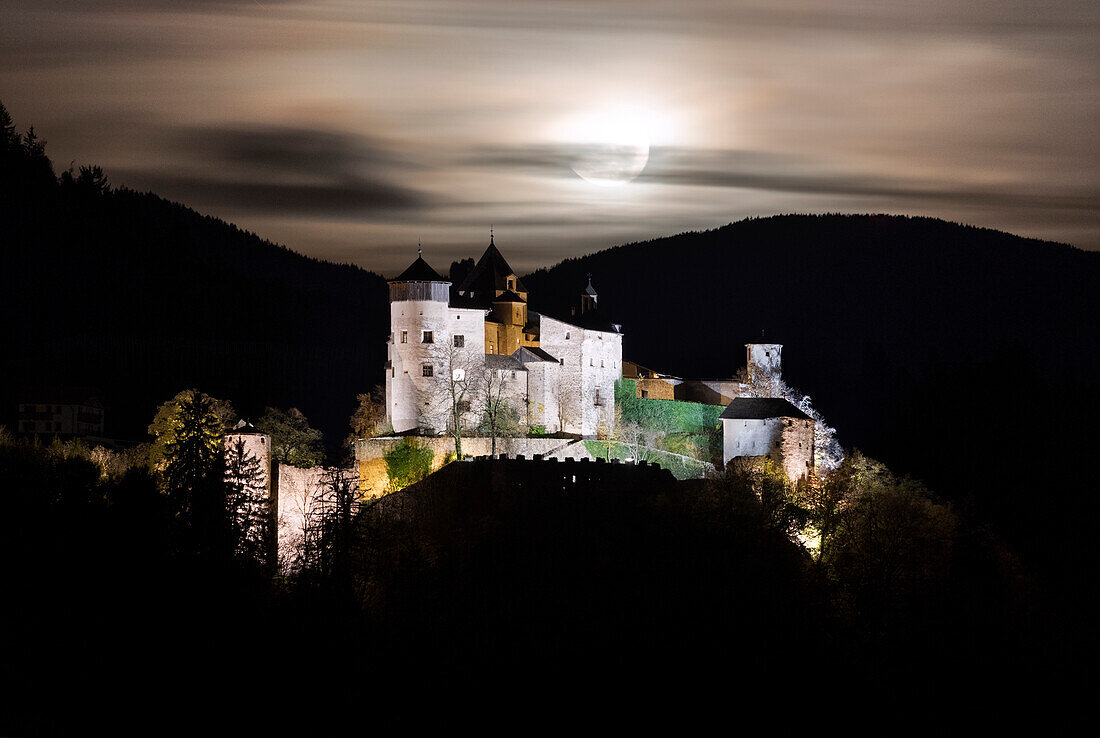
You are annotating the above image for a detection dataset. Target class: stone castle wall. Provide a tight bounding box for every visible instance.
[722,416,814,481]
[355,435,595,497]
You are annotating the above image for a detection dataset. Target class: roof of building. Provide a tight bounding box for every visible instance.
[514,346,559,363]
[719,397,811,421]
[394,254,446,282]
[584,275,598,297]
[484,354,526,371]
[528,309,622,336]
[456,237,527,302]
[230,420,266,435]
[566,307,622,334]
[492,289,527,303]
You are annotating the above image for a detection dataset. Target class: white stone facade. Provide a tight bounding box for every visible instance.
[538,315,622,436]
[747,343,783,382]
[722,416,814,482]
[384,275,622,439]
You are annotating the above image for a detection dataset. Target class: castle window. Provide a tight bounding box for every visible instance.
[601,360,604,368]
[454,335,465,348]
[508,278,515,290]
[458,400,471,413]
[401,330,407,344]
[511,371,516,379]
[422,365,433,377]
[422,331,434,344]
[565,331,570,339]
[590,359,593,366]
[641,390,649,399]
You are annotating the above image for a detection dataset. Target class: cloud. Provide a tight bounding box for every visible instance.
[113,124,437,218]
[463,142,1100,215]
[640,147,1100,214]
[176,124,416,179]
[118,174,433,218]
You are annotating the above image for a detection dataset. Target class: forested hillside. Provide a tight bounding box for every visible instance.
[523,215,1100,582]
[5,101,1098,592]
[0,104,389,447]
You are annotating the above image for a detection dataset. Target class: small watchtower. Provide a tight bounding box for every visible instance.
[579,273,598,315]
[746,343,782,383]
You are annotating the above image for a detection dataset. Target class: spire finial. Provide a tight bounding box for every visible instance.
[418,239,422,257]
[490,224,494,246]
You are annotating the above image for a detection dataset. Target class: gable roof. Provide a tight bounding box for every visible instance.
[456,239,526,301]
[514,346,558,363]
[492,289,526,303]
[484,354,526,371]
[394,255,446,282]
[719,397,811,420]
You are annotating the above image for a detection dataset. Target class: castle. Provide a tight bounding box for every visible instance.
[385,235,623,438]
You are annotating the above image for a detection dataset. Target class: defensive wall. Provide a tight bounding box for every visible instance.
[368,454,678,523]
[354,435,596,497]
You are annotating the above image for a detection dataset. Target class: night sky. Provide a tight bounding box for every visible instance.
[2,1,1097,273]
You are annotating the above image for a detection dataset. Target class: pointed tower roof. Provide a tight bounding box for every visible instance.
[394,251,445,282]
[456,233,526,304]
[585,273,598,297]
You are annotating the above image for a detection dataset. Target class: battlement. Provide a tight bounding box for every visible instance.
[371,454,677,521]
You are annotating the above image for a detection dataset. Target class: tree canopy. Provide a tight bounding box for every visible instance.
[257,406,325,468]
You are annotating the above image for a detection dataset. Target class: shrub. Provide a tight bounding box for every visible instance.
[615,379,723,463]
[383,439,434,491]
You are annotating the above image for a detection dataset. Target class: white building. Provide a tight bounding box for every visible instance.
[384,238,623,438]
[720,397,814,481]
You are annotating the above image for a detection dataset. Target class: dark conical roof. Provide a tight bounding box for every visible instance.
[394,254,446,282]
[585,273,598,297]
[456,237,526,303]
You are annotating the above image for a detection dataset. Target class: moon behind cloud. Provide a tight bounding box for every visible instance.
[570,141,650,187]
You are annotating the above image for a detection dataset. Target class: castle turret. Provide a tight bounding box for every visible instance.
[387,251,452,433]
[746,342,782,383]
[580,273,598,315]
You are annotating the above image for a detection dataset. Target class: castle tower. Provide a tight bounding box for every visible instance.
[223,420,277,563]
[387,251,452,433]
[580,273,597,315]
[746,343,782,383]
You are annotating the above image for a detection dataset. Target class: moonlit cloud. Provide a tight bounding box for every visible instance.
[1,0,1096,273]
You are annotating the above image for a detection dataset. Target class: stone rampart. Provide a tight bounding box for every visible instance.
[355,435,594,497]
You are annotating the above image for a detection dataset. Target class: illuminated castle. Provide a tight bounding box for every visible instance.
[385,235,623,438]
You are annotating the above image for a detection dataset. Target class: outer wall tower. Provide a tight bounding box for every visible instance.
[746,343,783,383]
[386,257,452,433]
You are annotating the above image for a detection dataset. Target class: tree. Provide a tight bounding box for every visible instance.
[0,102,17,151]
[818,452,957,626]
[152,389,230,556]
[296,466,360,578]
[726,456,808,539]
[736,366,844,471]
[346,386,386,448]
[436,344,481,458]
[475,365,522,455]
[257,407,325,468]
[148,390,236,470]
[224,437,271,565]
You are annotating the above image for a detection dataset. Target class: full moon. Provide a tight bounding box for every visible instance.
[556,108,652,187]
